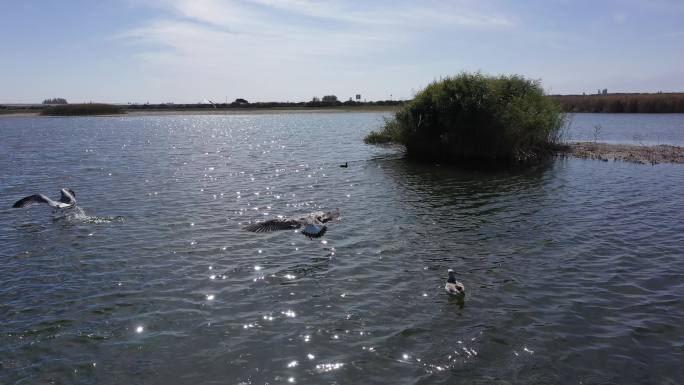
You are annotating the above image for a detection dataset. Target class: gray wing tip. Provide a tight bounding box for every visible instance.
[243,223,267,232]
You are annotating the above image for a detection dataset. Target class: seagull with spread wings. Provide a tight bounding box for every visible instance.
[243,208,340,238]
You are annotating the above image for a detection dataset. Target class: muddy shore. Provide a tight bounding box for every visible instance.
[564,142,684,164]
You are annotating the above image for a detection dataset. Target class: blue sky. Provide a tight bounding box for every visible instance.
[1,0,683,103]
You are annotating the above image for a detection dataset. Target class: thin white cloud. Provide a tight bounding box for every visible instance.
[122,0,517,71]
[662,31,684,38]
[125,0,516,49]
[116,0,518,101]
[612,12,628,23]
[243,0,516,28]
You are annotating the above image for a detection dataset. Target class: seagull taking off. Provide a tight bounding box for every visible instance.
[243,209,340,238]
[12,188,76,209]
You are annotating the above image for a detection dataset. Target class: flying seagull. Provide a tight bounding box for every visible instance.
[12,188,76,209]
[243,209,340,238]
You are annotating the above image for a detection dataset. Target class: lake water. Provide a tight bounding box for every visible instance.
[1,113,683,384]
[565,113,684,145]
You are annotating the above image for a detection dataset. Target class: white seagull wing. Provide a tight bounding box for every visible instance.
[59,189,76,205]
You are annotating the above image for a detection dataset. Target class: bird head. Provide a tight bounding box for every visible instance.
[318,208,340,223]
[447,269,457,284]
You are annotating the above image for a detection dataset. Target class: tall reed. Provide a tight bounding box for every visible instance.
[551,93,684,113]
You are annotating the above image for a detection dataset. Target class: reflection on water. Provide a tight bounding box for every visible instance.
[1,113,684,384]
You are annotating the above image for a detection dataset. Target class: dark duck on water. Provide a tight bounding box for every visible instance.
[243,209,340,238]
[445,269,465,299]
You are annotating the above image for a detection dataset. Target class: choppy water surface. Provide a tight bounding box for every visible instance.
[1,113,683,384]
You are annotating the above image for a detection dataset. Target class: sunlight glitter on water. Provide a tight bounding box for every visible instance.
[315,363,344,373]
[4,113,684,384]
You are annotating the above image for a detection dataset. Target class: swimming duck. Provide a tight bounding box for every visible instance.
[340,162,348,168]
[445,269,465,298]
[12,188,76,209]
[243,209,340,238]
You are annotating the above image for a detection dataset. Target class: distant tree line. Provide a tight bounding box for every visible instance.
[42,98,68,105]
[550,93,684,113]
[41,103,124,116]
[126,97,406,110]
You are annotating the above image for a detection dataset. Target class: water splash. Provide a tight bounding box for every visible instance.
[56,206,125,224]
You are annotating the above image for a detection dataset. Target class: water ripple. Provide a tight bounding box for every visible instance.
[1,113,683,384]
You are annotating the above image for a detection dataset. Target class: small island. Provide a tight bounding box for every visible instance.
[364,72,565,164]
[364,73,684,166]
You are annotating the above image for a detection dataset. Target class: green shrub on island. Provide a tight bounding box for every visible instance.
[365,73,565,163]
[40,103,125,116]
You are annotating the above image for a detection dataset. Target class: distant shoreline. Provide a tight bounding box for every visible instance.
[4,92,684,115]
[0,105,400,117]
